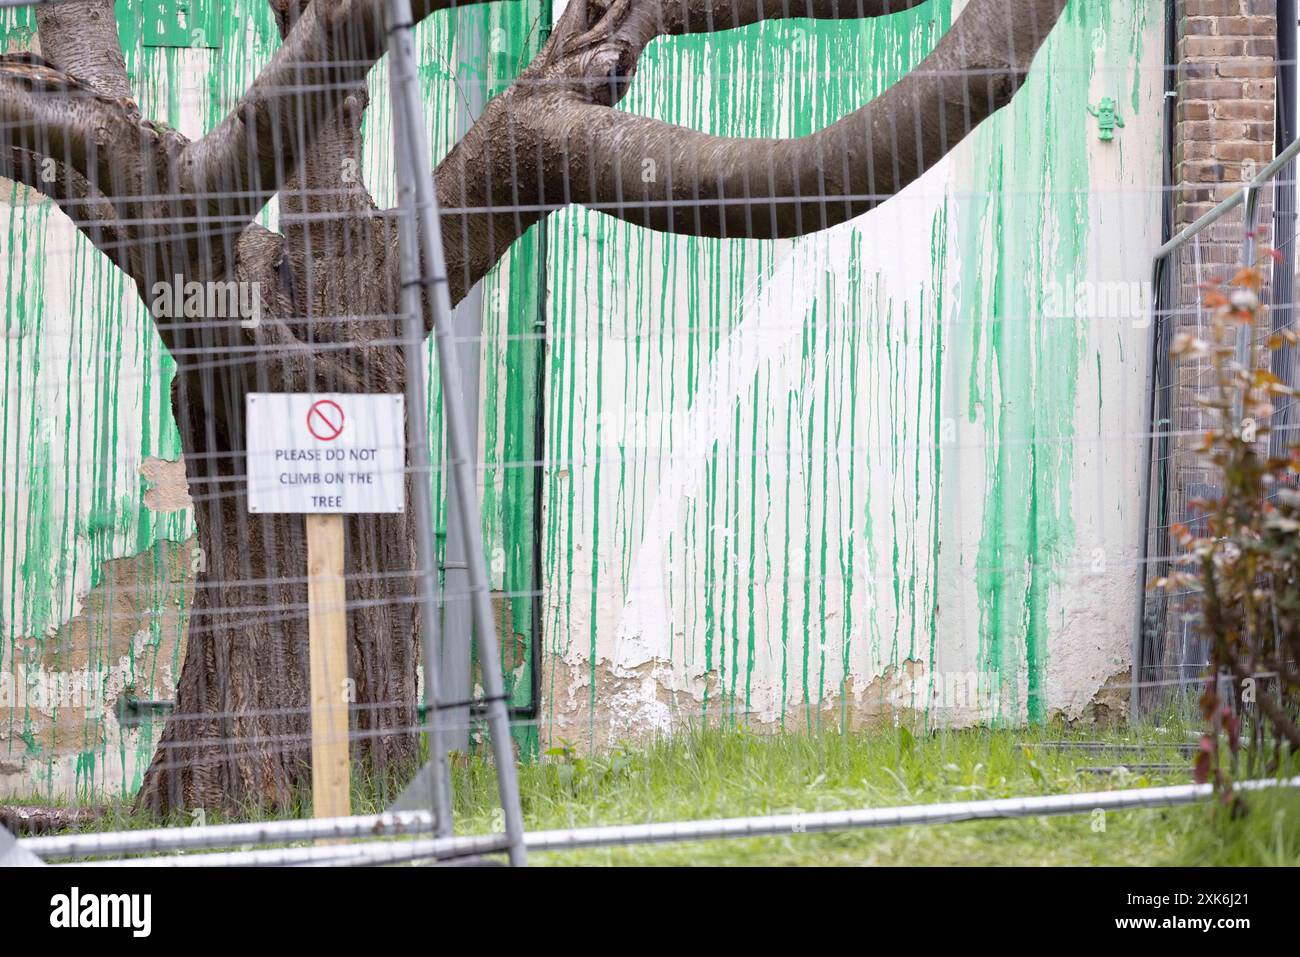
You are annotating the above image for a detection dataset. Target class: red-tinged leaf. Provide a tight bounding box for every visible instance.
[1200,686,1220,720]
[1194,750,1211,785]
[1232,267,1264,290]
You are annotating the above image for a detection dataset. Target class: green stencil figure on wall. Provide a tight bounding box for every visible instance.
[1088,97,1125,141]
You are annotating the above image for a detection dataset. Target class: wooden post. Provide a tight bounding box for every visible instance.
[306,513,351,821]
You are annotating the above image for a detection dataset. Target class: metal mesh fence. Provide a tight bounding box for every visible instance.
[0,0,1292,865]
[1134,147,1300,720]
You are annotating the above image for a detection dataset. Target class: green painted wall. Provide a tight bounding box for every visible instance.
[0,0,1165,797]
[539,0,1162,743]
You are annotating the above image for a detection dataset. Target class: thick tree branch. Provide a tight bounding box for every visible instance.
[432,0,1065,305]
[0,5,158,284]
[554,0,934,75]
[0,2,398,367]
[36,0,134,102]
[432,0,936,304]
[5,1,400,290]
[0,57,177,281]
[667,0,932,33]
[183,0,498,230]
[550,0,1067,239]
[2,145,133,270]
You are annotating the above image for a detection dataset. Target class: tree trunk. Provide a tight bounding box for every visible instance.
[136,152,424,814]
[129,4,430,813]
[136,493,421,815]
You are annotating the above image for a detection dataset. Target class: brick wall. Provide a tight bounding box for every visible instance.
[1175,0,1276,230]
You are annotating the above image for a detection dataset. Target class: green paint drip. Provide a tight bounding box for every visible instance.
[958,1,1144,723]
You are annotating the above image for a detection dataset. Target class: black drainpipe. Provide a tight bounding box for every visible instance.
[1270,0,1298,461]
[484,13,550,725]
[1135,0,1182,716]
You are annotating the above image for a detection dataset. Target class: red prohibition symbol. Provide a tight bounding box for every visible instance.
[307,399,345,441]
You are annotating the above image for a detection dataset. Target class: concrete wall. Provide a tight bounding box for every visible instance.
[1,0,1168,800]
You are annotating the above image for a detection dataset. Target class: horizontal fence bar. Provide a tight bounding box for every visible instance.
[64,775,1300,867]
[1153,134,1300,263]
[517,774,1300,854]
[22,810,435,860]
[1032,740,1200,752]
[69,832,510,867]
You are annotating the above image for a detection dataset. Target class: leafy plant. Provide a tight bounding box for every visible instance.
[1156,239,1300,800]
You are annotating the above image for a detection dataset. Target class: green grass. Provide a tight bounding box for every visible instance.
[8,719,1299,865]
[447,721,1300,866]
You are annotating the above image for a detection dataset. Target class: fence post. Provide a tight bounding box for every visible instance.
[384,0,528,866]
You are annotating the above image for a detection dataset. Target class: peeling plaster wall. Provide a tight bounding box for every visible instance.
[0,0,1166,799]
[539,0,1164,747]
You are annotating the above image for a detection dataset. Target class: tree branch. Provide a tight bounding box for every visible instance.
[0,4,154,283]
[0,56,176,287]
[36,0,134,102]
[183,0,499,232]
[550,0,1068,239]
[556,0,933,67]
[2,145,133,270]
[431,0,1064,305]
[667,0,932,33]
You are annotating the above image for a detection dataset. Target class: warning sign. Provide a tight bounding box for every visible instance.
[245,393,406,514]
